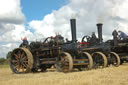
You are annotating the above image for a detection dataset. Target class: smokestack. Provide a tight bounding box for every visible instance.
[96,23,103,43]
[70,19,77,42]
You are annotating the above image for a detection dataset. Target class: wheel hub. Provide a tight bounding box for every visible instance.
[18,58,24,66]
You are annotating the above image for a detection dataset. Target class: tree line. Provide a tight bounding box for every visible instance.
[0,52,11,65]
[0,58,9,65]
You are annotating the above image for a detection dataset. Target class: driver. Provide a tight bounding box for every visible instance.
[21,37,29,45]
[91,32,98,45]
[91,32,97,39]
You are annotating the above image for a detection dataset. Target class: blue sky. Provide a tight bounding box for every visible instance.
[21,0,67,22]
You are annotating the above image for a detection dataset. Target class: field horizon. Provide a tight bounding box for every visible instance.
[0,64,128,85]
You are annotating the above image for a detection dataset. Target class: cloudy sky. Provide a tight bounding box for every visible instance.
[0,0,128,58]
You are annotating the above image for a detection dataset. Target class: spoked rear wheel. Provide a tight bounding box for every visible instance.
[92,52,107,68]
[83,52,93,70]
[77,52,93,71]
[56,52,73,73]
[109,52,120,67]
[10,48,33,74]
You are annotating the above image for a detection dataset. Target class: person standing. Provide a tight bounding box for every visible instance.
[91,32,97,39]
[118,31,128,40]
[112,30,118,46]
[91,32,98,45]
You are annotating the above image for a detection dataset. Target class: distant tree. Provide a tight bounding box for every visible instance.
[0,51,12,65]
[0,58,6,64]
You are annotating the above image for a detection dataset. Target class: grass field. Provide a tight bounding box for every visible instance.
[0,64,128,85]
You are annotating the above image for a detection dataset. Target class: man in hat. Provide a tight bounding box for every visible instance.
[21,37,29,45]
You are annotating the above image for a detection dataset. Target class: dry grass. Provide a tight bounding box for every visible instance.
[0,64,128,85]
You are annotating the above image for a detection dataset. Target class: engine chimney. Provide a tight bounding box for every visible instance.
[70,19,77,42]
[96,23,103,43]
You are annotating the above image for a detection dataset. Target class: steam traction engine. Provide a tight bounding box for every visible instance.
[9,19,93,73]
[9,19,120,74]
[106,37,128,64]
[80,23,120,68]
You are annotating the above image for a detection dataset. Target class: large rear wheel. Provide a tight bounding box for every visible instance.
[82,52,93,69]
[56,52,73,73]
[92,52,107,68]
[10,48,33,74]
[109,52,120,67]
[77,52,93,71]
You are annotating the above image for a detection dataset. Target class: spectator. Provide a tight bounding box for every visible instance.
[112,29,118,46]
[118,31,128,40]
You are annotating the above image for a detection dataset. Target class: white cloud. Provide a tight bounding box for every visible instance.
[0,43,19,58]
[29,14,55,38]
[0,0,34,58]
[1,0,128,58]
[29,0,128,41]
[0,0,25,24]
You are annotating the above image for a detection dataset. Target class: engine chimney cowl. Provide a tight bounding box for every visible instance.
[96,23,103,43]
[70,19,77,42]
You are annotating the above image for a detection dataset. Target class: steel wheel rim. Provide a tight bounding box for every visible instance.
[82,52,93,70]
[10,48,33,74]
[56,52,73,73]
[109,52,120,67]
[92,52,107,68]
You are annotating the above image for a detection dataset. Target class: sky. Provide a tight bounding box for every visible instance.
[21,0,67,22]
[0,0,128,58]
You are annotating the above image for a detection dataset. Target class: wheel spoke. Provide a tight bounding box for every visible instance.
[14,53,20,59]
[23,61,28,63]
[22,56,27,61]
[14,63,19,67]
[22,63,27,68]
[14,65,19,71]
[18,50,22,59]
[12,60,18,63]
[21,52,25,58]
